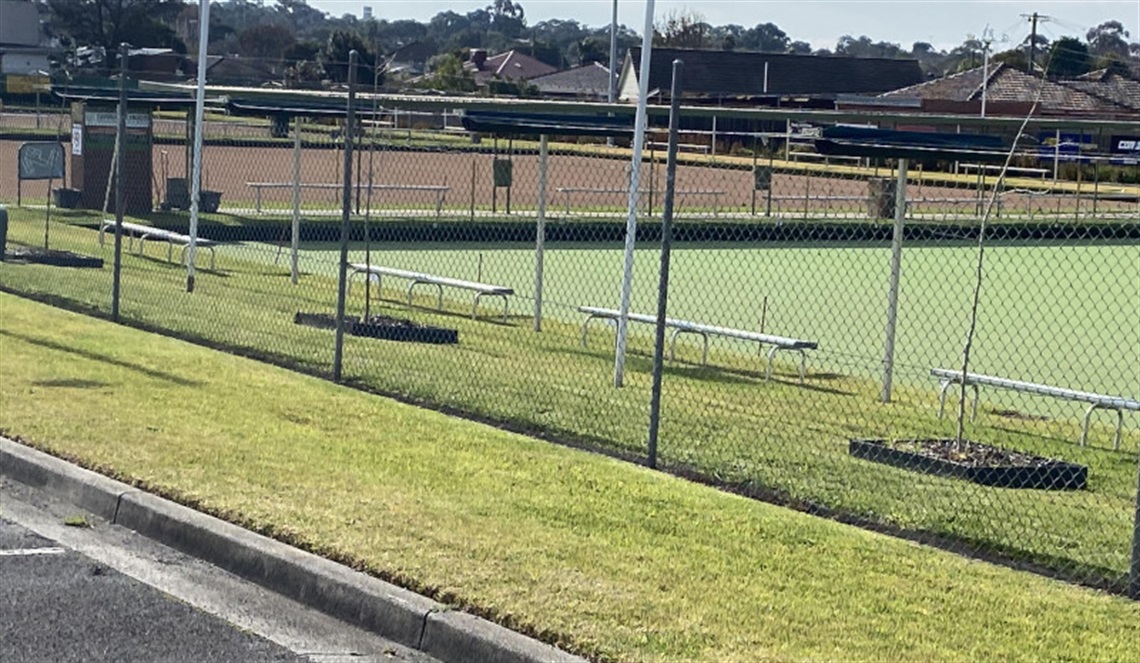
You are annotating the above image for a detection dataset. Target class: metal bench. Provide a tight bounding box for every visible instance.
[348,263,513,322]
[579,306,818,382]
[555,187,726,217]
[99,220,217,270]
[246,182,450,217]
[931,368,1140,450]
[647,141,709,154]
[959,163,1048,179]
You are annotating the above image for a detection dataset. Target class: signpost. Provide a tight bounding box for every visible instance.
[17,141,65,249]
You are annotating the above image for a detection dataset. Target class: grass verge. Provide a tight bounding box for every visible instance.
[0,209,1137,591]
[1,292,1138,662]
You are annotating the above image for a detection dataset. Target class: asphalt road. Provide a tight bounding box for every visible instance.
[0,477,439,663]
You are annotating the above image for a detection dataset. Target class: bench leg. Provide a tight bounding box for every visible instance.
[581,314,608,348]
[797,349,808,383]
[765,346,780,381]
[669,328,682,360]
[167,241,174,264]
[408,281,444,310]
[208,246,216,271]
[938,380,979,422]
[1081,403,1124,449]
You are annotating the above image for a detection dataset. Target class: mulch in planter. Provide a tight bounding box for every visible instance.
[849,438,1088,490]
[5,247,104,268]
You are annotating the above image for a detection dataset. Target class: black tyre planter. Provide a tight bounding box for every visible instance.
[849,438,1088,490]
[294,312,457,344]
[4,247,103,268]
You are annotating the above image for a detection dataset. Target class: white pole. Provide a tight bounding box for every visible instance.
[613,0,657,388]
[291,115,301,284]
[981,46,988,118]
[608,0,618,103]
[881,158,908,403]
[534,134,548,332]
[186,0,210,293]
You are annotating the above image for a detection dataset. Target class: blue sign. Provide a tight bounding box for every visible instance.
[1110,135,1140,165]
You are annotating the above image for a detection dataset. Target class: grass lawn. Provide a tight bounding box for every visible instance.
[275,238,1140,400]
[2,292,1139,662]
[0,208,1138,592]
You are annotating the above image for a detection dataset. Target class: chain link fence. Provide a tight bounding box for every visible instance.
[1,77,1138,599]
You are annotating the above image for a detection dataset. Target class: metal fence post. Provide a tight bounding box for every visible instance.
[534,134,548,332]
[647,60,684,470]
[333,50,358,383]
[880,158,908,403]
[1130,453,1140,600]
[111,42,128,322]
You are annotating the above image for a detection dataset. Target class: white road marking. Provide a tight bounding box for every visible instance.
[0,546,67,556]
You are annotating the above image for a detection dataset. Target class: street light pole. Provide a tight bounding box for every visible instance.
[608,0,618,103]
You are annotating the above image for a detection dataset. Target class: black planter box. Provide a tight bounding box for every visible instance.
[849,438,1088,490]
[293,312,458,344]
[5,247,103,268]
[352,321,458,344]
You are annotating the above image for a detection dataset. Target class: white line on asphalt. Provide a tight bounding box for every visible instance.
[0,546,67,556]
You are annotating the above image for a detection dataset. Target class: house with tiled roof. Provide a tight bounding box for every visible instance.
[464,49,557,87]
[617,47,925,106]
[878,63,1137,118]
[530,62,612,100]
[1060,68,1140,112]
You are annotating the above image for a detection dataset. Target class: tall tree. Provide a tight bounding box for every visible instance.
[1046,36,1090,78]
[320,29,377,83]
[43,0,185,69]
[742,22,789,52]
[1086,20,1130,60]
[237,24,296,62]
[654,9,710,48]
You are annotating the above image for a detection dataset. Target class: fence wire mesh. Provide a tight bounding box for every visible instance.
[1,85,1138,598]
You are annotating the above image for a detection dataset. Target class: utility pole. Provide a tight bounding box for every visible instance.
[1020,12,1051,76]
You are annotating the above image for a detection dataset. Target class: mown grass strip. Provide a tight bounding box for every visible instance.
[0,210,1136,588]
[2,292,1138,662]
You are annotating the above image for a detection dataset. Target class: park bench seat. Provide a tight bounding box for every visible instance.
[99,220,217,270]
[931,368,1140,450]
[579,305,817,382]
[348,263,513,322]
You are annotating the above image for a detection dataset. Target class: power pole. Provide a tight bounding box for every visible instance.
[1020,12,1051,76]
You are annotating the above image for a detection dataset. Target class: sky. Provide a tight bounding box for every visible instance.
[306,0,1139,52]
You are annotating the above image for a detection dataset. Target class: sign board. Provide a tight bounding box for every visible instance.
[1110,135,1140,165]
[1036,132,1096,162]
[84,110,152,129]
[71,123,83,156]
[4,74,50,94]
[18,142,65,180]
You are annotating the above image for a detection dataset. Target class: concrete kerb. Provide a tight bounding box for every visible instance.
[0,437,587,663]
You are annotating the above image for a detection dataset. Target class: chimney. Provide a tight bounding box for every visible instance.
[471,49,488,71]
